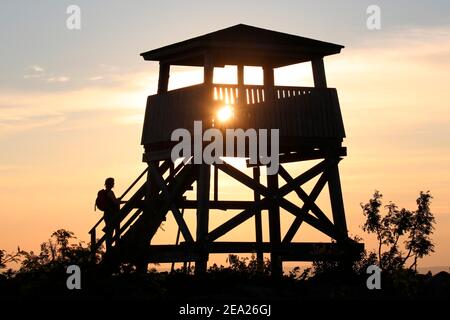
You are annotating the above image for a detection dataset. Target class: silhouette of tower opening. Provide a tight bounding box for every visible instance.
[89,24,363,275]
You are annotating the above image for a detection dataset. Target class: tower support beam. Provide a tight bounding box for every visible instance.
[195,164,211,274]
[327,158,348,240]
[253,167,264,271]
[267,173,282,277]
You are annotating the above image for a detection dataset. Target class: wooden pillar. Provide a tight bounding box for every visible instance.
[213,165,218,202]
[157,62,170,94]
[267,173,282,277]
[204,53,214,85]
[263,65,275,102]
[195,164,211,275]
[312,57,327,88]
[237,65,245,105]
[327,158,348,240]
[253,167,264,271]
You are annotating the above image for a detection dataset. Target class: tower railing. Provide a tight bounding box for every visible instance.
[212,84,314,105]
[141,83,345,146]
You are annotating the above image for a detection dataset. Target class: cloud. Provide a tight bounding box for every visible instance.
[23,74,42,79]
[118,112,145,125]
[23,65,72,84]
[24,65,45,79]
[324,25,450,128]
[99,64,119,72]
[0,80,151,137]
[4,25,450,137]
[0,113,65,135]
[88,76,103,81]
[32,65,44,73]
[47,76,70,83]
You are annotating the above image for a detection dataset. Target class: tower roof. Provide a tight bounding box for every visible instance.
[140,24,344,67]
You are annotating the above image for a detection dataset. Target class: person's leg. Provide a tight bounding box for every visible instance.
[113,209,121,242]
[104,214,112,251]
[114,223,121,241]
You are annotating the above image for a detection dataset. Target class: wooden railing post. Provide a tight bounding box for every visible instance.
[204,53,214,85]
[237,65,245,105]
[157,62,170,94]
[312,57,327,88]
[263,65,275,102]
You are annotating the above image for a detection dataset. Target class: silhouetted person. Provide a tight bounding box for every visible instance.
[103,177,124,251]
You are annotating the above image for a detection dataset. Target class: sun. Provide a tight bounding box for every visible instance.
[217,105,233,122]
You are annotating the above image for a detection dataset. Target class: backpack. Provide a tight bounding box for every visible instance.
[95,189,109,211]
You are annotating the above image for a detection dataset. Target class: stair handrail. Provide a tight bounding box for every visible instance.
[118,167,149,200]
[89,167,148,252]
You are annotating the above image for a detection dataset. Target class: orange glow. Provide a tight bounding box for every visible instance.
[1,27,450,271]
[216,105,233,122]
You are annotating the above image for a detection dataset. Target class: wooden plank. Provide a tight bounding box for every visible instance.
[327,158,348,240]
[263,66,274,102]
[304,93,313,137]
[144,242,364,262]
[316,89,326,137]
[278,198,336,239]
[277,147,347,164]
[311,91,320,137]
[216,161,269,196]
[294,95,302,137]
[213,165,218,201]
[280,169,331,243]
[253,167,264,270]
[204,54,214,85]
[180,200,269,210]
[288,97,297,136]
[207,198,270,241]
[196,164,211,274]
[157,62,170,94]
[143,84,346,150]
[209,160,328,242]
[120,162,196,250]
[267,173,282,277]
[322,89,332,137]
[281,242,364,261]
[332,89,346,138]
[312,58,327,88]
[277,159,327,197]
[280,98,289,137]
[326,89,336,137]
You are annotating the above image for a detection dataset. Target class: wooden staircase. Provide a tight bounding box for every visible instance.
[89,160,195,270]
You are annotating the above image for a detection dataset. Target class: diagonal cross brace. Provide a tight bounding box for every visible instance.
[278,164,336,243]
[209,160,332,241]
[148,163,194,242]
[281,172,327,243]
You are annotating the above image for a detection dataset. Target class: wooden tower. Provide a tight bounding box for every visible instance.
[89,24,363,275]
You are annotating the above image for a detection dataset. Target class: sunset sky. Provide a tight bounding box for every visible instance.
[1,0,449,271]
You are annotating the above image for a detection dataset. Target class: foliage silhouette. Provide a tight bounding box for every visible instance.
[360,190,435,271]
[0,191,446,300]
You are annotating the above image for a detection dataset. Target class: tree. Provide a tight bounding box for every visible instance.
[360,191,435,271]
[311,235,377,277]
[0,248,26,274]
[4,229,96,276]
